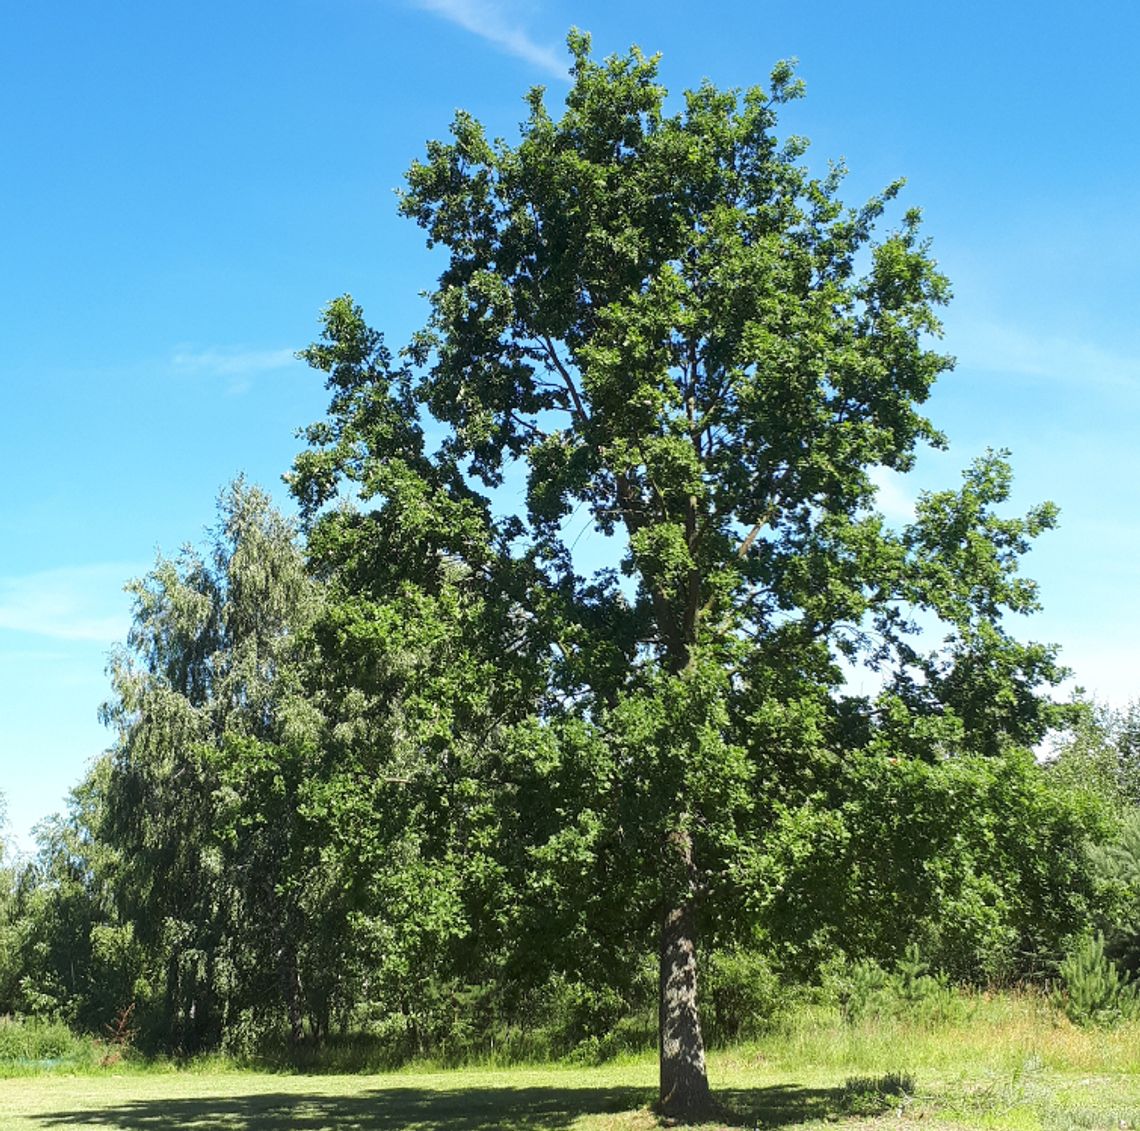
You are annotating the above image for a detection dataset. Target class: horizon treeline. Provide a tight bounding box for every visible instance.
[1,471,1138,1059]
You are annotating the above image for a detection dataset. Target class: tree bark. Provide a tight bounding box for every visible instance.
[658,899,713,1118]
[278,939,305,1046]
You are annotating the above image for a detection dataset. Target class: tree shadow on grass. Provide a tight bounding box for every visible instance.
[34,1085,647,1131]
[33,1081,850,1130]
[717,1083,850,1127]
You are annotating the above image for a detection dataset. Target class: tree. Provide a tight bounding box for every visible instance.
[0,795,21,1015]
[100,481,328,1051]
[294,33,1064,1114]
[758,746,1107,982]
[1050,699,1140,812]
[6,769,144,1031]
[1055,701,1140,977]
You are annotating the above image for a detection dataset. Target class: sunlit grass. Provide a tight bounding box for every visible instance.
[3,993,1140,1128]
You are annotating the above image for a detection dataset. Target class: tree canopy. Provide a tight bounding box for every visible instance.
[288,32,1069,1114]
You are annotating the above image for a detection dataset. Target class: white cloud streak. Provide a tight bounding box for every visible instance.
[412,0,566,78]
[170,346,298,379]
[0,565,136,644]
[954,320,1140,392]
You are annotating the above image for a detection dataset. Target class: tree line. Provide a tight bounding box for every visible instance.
[1,34,1137,1117]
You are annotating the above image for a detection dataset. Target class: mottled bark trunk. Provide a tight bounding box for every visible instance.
[278,940,305,1046]
[166,947,183,1053]
[658,900,712,1117]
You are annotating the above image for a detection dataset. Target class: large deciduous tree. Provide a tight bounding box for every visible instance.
[294,34,1065,1114]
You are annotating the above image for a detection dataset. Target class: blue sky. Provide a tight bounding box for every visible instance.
[3,0,1139,853]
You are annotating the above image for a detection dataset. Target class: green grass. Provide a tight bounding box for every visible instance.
[0,1061,891,1130]
[4,993,1140,1129]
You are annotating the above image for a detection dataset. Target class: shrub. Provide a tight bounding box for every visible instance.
[703,947,786,1042]
[833,946,969,1026]
[0,1017,92,1064]
[836,958,892,1023]
[1088,811,1140,975]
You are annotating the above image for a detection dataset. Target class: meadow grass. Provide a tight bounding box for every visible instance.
[3,993,1140,1129]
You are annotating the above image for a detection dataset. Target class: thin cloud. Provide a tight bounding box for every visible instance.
[170,346,298,379]
[0,565,136,644]
[954,320,1140,391]
[412,0,566,78]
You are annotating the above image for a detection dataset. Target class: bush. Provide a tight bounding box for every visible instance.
[764,750,1109,983]
[703,947,786,1043]
[832,946,970,1026]
[1088,811,1140,975]
[0,1017,92,1064]
[836,958,892,1023]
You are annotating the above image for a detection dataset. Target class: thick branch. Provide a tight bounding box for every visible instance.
[735,512,773,561]
[540,335,590,426]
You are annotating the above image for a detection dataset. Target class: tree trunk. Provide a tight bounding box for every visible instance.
[278,940,305,1046]
[658,900,713,1118]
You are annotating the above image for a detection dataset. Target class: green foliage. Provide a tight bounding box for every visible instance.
[291,35,1067,1104]
[1055,932,1138,1028]
[0,1017,95,1064]
[1088,811,1140,972]
[833,958,890,1023]
[94,481,340,1052]
[1050,699,1140,811]
[3,34,1089,1080]
[1052,708,1140,979]
[0,807,22,1017]
[758,748,1106,983]
[0,771,146,1035]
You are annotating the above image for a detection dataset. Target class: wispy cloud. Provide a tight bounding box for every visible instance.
[0,565,136,644]
[170,346,297,379]
[953,320,1140,391]
[412,0,566,78]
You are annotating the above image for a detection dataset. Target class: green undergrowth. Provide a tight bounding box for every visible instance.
[714,991,1140,1128]
[241,1014,657,1076]
[0,1017,104,1071]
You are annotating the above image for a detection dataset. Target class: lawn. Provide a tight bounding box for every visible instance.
[5,996,1140,1130]
[0,1062,920,1130]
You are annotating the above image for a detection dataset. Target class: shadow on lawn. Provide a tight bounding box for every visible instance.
[33,1081,848,1129]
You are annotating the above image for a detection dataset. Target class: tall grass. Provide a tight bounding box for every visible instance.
[708,991,1140,1129]
[745,990,1140,1078]
[0,1017,105,1074]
